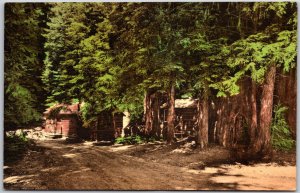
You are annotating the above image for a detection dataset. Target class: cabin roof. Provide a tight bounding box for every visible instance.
[43,103,79,117]
[161,98,198,109]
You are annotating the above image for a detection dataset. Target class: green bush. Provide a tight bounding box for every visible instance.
[6,130,29,143]
[271,104,295,151]
[115,135,144,145]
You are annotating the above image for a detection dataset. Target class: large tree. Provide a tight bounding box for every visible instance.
[210,2,297,157]
[43,3,116,118]
[4,3,47,128]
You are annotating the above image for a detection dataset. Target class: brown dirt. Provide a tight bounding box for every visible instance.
[3,139,296,190]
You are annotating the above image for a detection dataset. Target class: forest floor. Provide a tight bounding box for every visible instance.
[3,138,296,191]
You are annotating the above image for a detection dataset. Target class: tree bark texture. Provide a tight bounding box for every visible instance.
[209,66,295,158]
[197,98,209,148]
[274,68,296,139]
[249,80,258,144]
[251,65,276,157]
[167,84,175,144]
[210,78,252,148]
[144,91,152,136]
[150,93,161,138]
[144,91,161,138]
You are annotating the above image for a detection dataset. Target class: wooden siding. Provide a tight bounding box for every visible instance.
[44,114,79,137]
[160,108,197,134]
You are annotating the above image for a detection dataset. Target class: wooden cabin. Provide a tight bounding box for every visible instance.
[43,104,80,138]
[160,99,198,136]
[44,104,125,141]
[85,111,125,141]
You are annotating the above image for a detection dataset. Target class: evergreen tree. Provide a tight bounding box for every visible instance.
[5,2,296,156]
[43,3,117,126]
[210,2,297,157]
[4,3,47,128]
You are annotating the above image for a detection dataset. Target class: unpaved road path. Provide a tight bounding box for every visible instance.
[3,139,296,190]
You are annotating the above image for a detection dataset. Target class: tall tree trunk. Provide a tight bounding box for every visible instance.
[197,97,209,149]
[249,79,258,144]
[95,118,98,141]
[112,112,116,136]
[167,84,175,144]
[287,68,296,139]
[251,65,276,157]
[144,91,152,135]
[151,93,160,139]
[282,69,296,139]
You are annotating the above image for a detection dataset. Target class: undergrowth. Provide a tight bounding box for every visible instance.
[271,104,295,151]
[115,135,156,145]
[4,130,32,163]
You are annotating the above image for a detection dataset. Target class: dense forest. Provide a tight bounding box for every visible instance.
[5,2,297,161]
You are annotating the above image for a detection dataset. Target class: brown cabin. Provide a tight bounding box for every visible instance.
[43,104,80,137]
[160,99,198,136]
[44,104,124,141]
[90,111,124,141]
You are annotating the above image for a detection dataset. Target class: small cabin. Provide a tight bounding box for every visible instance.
[43,104,80,138]
[44,104,125,141]
[160,99,198,135]
[91,111,124,141]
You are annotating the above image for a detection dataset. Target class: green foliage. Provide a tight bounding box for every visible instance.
[41,2,297,122]
[115,135,143,145]
[5,2,297,136]
[79,102,98,128]
[9,130,29,142]
[115,135,157,145]
[207,2,297,97]
[47,105,68,119]
[211,25,296,97]
[43,3,119,123]
[4,3,47,128]
[271,104,295,151]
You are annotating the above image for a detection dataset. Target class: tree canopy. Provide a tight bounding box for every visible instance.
[4,2,297,154]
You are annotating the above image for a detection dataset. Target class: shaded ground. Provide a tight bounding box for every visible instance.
[3,139,296,190]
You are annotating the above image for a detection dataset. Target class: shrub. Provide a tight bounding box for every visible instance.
[115,135,143,145]
[271,104,295,151]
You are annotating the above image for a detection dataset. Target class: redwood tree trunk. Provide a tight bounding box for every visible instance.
[144,91,152,135]
[287,69,296,139]
[167,84,175,144]
[197,98,209,149]
[251,65,276,157]
[151,93,160,139]
[249,79,258,144]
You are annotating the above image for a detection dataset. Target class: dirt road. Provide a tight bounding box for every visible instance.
[3,139,296,190]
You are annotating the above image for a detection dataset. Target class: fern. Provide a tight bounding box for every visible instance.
[271,104,295,151]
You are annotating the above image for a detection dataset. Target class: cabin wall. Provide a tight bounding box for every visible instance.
[58,115,78,136]
[114,113,124,138]
[44,115,79,137]
[44,105,125,140]
[160,108,197,134]
[175,108,197,131]
[94,111,123,141]
[96,111,114,141]
[44,119,57,133]
[114,113,123,129]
